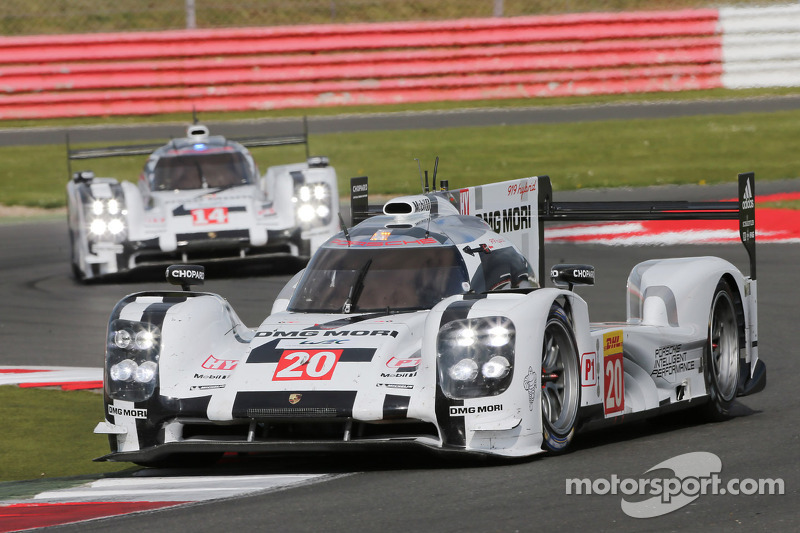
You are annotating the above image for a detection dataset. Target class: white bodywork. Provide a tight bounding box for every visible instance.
[95,174,763,462]
[67,126,339,280]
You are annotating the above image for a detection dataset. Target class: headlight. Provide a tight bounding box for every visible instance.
[85,197,127,243]
[293,181,333,227]
[106,319,161,402]
[437,316,515,399]
[107,218,125,235]
[89,218,107,236]
[297,204,316,223]
[109,359,136,382]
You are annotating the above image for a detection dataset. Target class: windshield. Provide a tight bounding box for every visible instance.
[152,152,253,191]
[288,245,469,313]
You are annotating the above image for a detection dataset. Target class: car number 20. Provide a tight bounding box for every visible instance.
[273,350,343,381]
[603,331,625,416]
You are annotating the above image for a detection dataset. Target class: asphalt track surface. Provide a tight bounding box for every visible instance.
[1,100,799,531]
[2,94,800,146]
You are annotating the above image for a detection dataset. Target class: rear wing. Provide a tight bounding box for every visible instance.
[350,172,756,285]
[66,118,310,179]
[538,172,756,282]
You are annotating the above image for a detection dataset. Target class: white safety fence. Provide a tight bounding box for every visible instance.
[721,4,800,88]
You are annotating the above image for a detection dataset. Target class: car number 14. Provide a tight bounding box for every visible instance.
[192,207,229,225]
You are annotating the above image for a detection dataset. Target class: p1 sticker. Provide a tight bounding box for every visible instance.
[603,331,625,416]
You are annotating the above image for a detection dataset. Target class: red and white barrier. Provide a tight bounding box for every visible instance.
[0,6,796,119]
[720,4,800,88]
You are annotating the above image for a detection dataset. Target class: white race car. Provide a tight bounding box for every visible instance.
[94,171,765,465]
[67,123,339,281]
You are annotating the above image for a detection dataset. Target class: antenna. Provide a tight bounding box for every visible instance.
[424,170,429,193]
[415,158,424,192]
[192,107,198,124]
[425,215,432,238]
[338,213,351,246]
[432,156,439,191]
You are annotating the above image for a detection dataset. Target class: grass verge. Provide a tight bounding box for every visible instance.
[0,386,132,483]
[4,106,800,207]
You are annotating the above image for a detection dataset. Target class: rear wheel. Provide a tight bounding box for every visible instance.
[541,304,581,453]
[703,279,741,420]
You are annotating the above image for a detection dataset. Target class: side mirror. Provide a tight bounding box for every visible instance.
[550,264,595,291]
[72,170,95,183]
[166,264,205,291]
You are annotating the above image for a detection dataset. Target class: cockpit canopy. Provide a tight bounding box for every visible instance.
[289,245,469,313]
[151,151,254,191]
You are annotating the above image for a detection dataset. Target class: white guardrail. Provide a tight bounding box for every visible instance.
[721,4,800,88]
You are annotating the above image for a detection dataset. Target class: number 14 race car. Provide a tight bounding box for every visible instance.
[94,170,766,465]
[67,122,339,281]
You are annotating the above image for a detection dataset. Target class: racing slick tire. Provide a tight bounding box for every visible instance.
[67,224,86,282]
[702,279,742,421]
[541,303,581,453]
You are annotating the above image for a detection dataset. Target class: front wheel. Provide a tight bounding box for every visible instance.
[541,304,581,453]
[703,279,741,420]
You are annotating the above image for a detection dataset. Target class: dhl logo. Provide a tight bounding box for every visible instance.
[603,331,623,357]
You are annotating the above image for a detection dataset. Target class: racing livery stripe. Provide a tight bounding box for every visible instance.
[172,205,247,216]
[232,391,357,418]
[383,394,410,420]
[303,311,395,330]
[247,340,376,363]
[119,296,187,448]
[435,296,486,447]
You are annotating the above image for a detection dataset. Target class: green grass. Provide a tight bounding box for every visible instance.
[4,105,800,208]
[0,386,132,482]
[0,0,787,35]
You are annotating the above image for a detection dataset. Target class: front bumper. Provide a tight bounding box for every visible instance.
[126,227,309,268]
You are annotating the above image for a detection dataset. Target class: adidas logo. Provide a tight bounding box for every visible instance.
[742,180,755,210]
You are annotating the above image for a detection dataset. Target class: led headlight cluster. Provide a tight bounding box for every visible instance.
[87,198,127,242]
[292,182,332,227]
[106,319,160,402]
[437,316,515,399]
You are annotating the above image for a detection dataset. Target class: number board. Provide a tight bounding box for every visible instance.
[603,330,625,417]
[273,350,343,381]
[192,207,229,225]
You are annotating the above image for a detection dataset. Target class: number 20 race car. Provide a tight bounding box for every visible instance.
[67,122,339,281]
[94,170,766,465]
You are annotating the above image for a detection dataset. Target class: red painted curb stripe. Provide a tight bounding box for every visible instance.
[546,207,800,244]
[16,381,103,390]
[0,501,185,532]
